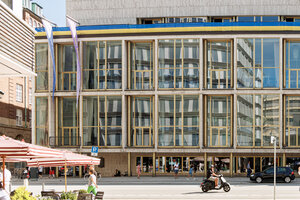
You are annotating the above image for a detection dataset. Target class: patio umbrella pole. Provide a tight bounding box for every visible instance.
[65,163,67,192]
[2,156,5,189]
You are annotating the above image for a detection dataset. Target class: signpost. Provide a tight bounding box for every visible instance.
[271,136,276,200]
[91,146,98,157]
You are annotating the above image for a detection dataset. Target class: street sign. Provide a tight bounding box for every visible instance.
[91,146,98,157]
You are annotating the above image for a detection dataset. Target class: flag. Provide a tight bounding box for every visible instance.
[42,19,55,101]
[67,17,81,107]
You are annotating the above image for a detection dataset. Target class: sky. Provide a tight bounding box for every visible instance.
[33,0,66,27]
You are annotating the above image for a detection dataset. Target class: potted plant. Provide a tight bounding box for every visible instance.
[60,192,77,200]
[11,187,36,200]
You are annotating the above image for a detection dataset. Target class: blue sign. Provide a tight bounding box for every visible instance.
[91,147,98,153]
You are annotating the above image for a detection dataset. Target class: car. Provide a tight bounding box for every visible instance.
[250,167,295,183]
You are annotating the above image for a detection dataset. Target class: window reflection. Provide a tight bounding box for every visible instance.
[285,96,300,147]
[35,43,48,91]
[83,41,122,90]
[159,95,199,146]
[206,96,231,147]
[36,97,48,146]
[159,39,199,89]
[285,41,300,88]
[237,95,279,147]
[237,38,279,88]
[206,40,232,89]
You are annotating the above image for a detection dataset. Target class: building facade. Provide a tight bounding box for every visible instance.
[0,0,35,142]
[35,8,300,177]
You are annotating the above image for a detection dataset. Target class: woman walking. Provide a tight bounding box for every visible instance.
[87,169,98,196]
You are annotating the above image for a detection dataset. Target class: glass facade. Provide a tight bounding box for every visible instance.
[57,44,77,91]
[205,96,232,147]
[205,40,233,89]
[83,96,122,146]
[36,97,48,146]
[129,42,154,90]
[158,39,200,89]
[285,96,300,147]
[158,95,199,146]
[130,96,154,147]
[237,94,279,147]
[237,38,279,88]
[285,40,300,88]
[58,97,79,146]
[35,43,48,91]
[82,41,122,90]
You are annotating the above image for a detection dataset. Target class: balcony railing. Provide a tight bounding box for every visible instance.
[49,136,81,148]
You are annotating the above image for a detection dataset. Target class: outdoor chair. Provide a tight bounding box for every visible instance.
[77,193,93,200]
[41,191,60,200]
[94,191,104,200]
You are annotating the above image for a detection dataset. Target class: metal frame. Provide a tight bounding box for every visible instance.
[284,39,300,89]
[35,43,48,92]
[35,96,49,146]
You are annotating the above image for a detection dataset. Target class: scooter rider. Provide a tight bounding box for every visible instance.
[207,165,219,188]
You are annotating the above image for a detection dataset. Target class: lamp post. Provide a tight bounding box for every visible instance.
[271,136,276,200]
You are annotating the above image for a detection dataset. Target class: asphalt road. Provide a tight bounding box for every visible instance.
[11,178,300,200]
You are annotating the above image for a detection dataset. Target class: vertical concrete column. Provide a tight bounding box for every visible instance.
[152,152,156,177]
[55,167,59,178]
[79,166,82,178]
[233,37,237,90]
[154,39,158,91]
[204,152,207,176]
[79,95,83,147]
[279,94,283,149]
[122,40,127,149]
[31,76,36,144]
[282,153,286,167]
[128,152,131,176]
[233,94,237,149]
[199,38,203,90]
[279,37,283,149]
[199,94,203,149]
[154,39,159,150]
[230,153,233,177]
[279,37,283,91]
[47,44,55,145]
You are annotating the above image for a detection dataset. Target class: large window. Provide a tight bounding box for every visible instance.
[16,84,23,102]
[129,96,154,147]
[237,94,279,147]
[83,96,122,146]
[237,38,280,88]
[158,95,199,147]
[35,43,48,91]
[36,97,48,146]
[285,40,300,88]
[158,39,200,89]
[205,96,232,147]
[285,96,300,147]
[204,40,233,89]
[57,44,77,91]
[16,109,22,126]
[58,97,79,146]
[83,41,122,90]
[129,42,154,90]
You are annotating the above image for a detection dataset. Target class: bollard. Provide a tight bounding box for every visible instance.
[42,182,45,191]
[9,182,11,193]
[24,179,28,189]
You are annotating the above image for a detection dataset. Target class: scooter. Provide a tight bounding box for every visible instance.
[200,174,231,192]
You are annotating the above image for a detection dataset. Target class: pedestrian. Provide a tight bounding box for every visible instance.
[49,167,54,179]
[137,163,141,179]
[87,169,98,196]
[38,166,43,179]
[188,164,193,179]
[298,166,300,175]
[89,165,97,177]
[0,181,10,200]
[174,161,179,179]
[247,161,252,177]
[0,166,11,191]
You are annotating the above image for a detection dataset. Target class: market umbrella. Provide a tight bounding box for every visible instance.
[0,135,64,189]
[27,151,100,192]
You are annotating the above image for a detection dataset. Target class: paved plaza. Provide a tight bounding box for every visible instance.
[10,177,300,200]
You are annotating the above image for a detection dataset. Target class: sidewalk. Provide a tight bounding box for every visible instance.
[12,176,299,185]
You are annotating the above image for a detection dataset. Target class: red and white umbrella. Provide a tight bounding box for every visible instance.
[27,151,100,192]
[0,136,63,189]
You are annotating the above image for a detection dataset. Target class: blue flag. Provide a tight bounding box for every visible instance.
[42,19,55,102]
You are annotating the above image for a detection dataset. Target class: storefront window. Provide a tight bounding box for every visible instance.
[83,41,122,90]
[205,96,232,147]
[58,97,78,146]
[285,96,300,147]
[158,39,200,89]
[205,40,233,89]
[36,97,48,146]
[286,157,300,174]
[129,42,154,90]
[237,38,279,88]
[207,156,230,173]
[35,43,48,91]
[237,95,279,147]
[159,95,199,146]
[82,96,122,146]
[285,41,300,88]
[130,96,154,147]
[58,44,77,91]
[136,157,153,173]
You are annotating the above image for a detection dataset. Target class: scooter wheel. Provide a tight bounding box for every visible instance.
[201,185,209,192]
[223,184,230,192]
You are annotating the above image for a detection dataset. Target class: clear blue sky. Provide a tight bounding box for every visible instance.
[33,0,66,27]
